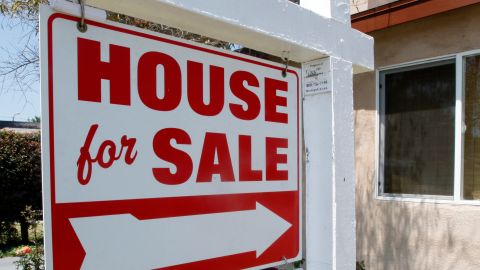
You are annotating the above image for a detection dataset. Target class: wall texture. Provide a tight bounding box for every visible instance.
[367,0,397,9]
[354,4,480,270]
[350,0,369,14]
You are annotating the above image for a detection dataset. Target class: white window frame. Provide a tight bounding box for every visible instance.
[375,49,480,205]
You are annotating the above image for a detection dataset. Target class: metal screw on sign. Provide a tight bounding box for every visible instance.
[281,51,290,78]
[77,0,88,33]
[282,57,289,78]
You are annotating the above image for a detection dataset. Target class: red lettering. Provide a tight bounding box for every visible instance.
[152,128,193,185]
[121,136,138,164]
[77,40,293,126]
[77,38,131,105]
[239,135,262,181]
[138,52,182,111]
[197,133,235,182]
[229,71,261,120]
[76,124,138,185]
[77,124,98,185]
[265,78,288,123]
[97,140,117,168]
[266,137,288,181]
[187,61,224,116]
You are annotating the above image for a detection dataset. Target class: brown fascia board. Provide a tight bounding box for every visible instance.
[351,0,480,33]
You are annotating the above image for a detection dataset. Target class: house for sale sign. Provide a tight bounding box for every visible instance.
[40,5,301,270]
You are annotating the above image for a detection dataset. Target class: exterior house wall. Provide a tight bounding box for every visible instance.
[367,0,397,8]
[351,0,369,14]
[354,4,480,269]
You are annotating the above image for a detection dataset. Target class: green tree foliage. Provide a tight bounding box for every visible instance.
[107,13,231,50]
[0,0,46,27]
[0,130,41,243]
[28,116,40,123]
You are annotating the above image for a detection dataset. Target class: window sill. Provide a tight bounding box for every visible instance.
[376,195,480,206]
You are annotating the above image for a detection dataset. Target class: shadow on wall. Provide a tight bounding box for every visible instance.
[356,184,479,270]
[356,180,439,270]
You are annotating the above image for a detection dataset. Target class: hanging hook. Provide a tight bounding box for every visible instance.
[281,51,290,78]
[77,0,88,33]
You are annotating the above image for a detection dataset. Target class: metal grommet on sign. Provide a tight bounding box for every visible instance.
[77,0,88,32]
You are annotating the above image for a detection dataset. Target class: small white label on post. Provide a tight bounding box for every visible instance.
[302,58,331,96]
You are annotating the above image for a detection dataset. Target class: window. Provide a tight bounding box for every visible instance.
[379,60,456,197]
[378,51,480,202]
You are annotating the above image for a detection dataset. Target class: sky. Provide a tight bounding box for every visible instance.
[0,14,40,122]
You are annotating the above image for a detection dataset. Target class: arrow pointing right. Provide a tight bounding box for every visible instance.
[70,202,291,270]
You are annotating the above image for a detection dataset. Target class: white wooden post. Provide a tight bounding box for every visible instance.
[302,57,355,270]
[300,0,351,24]
[330,57,356,270]
[300,1,356,269]
[303,58,334,269]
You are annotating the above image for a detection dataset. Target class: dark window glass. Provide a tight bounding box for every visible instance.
[463,55,480,200]
[381,61,455,196]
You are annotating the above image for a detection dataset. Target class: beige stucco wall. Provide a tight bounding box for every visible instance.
[367,0,397,9]
[354,4,480,270]
[350,0,369,14]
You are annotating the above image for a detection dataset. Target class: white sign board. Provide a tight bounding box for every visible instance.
[40,5,301,270]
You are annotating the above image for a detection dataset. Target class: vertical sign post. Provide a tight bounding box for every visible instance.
[303,57,355,270]
[300,2,357,269]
